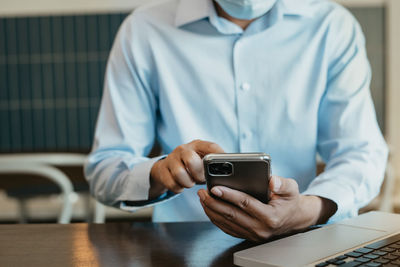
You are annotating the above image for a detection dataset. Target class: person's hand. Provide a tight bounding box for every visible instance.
[149,140,224,198]
[197,175,337,241]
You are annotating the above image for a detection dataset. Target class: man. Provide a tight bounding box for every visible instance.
[85,0,388,241]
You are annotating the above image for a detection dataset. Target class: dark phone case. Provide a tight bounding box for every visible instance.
[204,158,271,204]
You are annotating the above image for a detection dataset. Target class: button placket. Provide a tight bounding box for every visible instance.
[233,37,258,152]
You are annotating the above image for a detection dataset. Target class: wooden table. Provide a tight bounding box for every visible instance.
[0,222,257,267]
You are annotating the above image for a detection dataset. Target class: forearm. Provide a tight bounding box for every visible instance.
[304,145,387,223]
[85,150,164,205]
[85,157,133,206]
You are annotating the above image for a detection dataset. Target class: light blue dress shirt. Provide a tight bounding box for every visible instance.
[85,0,388,223]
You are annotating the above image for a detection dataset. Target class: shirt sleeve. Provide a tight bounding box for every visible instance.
[84,13,164,207]
[302,11,388,223]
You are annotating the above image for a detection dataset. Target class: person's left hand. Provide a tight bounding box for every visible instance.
[197,175,336,241]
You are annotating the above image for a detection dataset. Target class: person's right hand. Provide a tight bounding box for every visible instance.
[149,140,224,198]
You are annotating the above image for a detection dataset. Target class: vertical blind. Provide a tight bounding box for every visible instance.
[0,13,128,152]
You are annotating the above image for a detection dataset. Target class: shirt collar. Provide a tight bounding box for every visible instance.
[281,0,312,17]
[175,0,212,27]
[175,0,311,27]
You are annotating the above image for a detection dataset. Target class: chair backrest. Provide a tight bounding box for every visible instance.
[0,155,77,223]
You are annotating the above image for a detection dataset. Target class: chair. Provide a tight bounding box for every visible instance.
[0,154,88,223]
[0,161,74,223]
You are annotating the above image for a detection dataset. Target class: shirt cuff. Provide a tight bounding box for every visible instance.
[302,181,358,224]
[117,155,166,202]
[120,191,178,212]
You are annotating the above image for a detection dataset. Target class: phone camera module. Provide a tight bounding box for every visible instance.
[208,162,233,176]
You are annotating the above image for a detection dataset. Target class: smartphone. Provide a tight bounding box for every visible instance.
[203,153,271,204]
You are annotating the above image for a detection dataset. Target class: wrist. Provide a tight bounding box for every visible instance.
[293,195,321,230]
[149,159,167,199]
[297,195,337,228]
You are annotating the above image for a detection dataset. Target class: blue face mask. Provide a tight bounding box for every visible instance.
[215,0,277,20]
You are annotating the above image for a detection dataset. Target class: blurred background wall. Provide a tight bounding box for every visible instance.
[0,0,399,223]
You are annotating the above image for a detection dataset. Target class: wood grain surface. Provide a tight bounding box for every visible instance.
[0,222,256,267]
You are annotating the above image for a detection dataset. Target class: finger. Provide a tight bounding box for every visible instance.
[201,202,260,241]
[198,192,260,241]
[198,189,267,239]
[181,149,205,183]
[204,188,285,236]
[168,160,195,188]
[269,176,299,197]
[161,168,184,194]
[210,186,273,219]
[189,140,225,157]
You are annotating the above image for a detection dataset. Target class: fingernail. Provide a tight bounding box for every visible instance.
[211,187,222,197]
[198,191,205,201]
[273,176,281,193]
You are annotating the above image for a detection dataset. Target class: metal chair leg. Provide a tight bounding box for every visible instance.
[94,201,106,223]
[17,198,29,224]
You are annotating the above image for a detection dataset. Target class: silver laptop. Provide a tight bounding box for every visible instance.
[234,211,400,267]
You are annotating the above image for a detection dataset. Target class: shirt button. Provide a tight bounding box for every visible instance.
[240,82,251,91]
[241,132,252,139]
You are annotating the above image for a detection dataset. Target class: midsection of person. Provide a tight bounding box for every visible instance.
[152,42,321,219]
[142,1,327,221]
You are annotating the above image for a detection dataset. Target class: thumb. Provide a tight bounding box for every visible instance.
[269,175,299,196]
[190,140,225,157]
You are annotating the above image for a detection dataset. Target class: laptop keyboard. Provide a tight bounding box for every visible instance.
[315,233,400,267]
